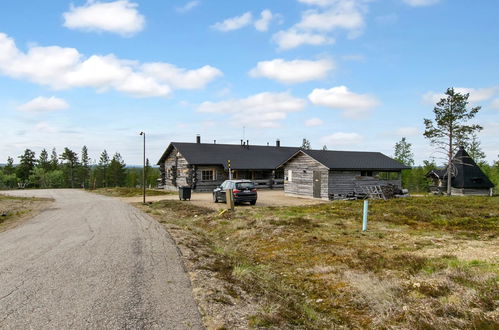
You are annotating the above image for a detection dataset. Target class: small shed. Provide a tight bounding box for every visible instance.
[280,150,410,200]
[427,146,494,196]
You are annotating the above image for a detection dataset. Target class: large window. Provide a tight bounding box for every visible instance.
[202,169,215,181]
[360,171,373,177]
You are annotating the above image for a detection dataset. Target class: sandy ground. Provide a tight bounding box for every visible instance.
[0,189,203,329]
[123,189,327,210]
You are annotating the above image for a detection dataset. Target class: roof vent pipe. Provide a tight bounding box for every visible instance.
[214,140,216,144]
[246,140,249,148]
[276,139,280,147]
[196,135,201,144]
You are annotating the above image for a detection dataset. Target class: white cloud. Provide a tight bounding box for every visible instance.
[298,0,336,7]
[0,33,221,98]
[176,1,200,13]
[198,92,306,128]
[422,87,499,104]
[320,132,364,147]
[308,86,379,119]
[212,12,253,32]
[273,0,367,50]
[273,29,333,50]
[63,0,145,37]
[249,58,334,84]
[491,99,499,110]
[403,0,441,7]
[254,9,274,32]
[305,118,324,127]
[296,3,365,34]
[141,63,223,89]
[17,96,70,113]
[34,122,57,134]
[395,126,419,137]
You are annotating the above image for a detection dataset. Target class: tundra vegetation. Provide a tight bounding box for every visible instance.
[0,147,160,190]
[140,197,498,329]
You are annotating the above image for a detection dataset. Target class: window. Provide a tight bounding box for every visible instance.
[287,170,293,182]
[202,169,215,181]
[236,182,255,190]
[360,171,373,177]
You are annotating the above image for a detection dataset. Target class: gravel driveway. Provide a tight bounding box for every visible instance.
[123,190,326,210]
[0,189,203,329]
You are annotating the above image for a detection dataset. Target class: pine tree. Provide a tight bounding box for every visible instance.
[50,148,59,171]
[423,88,482,195]
[60,148,79,188]
[97,150,110,187]
[4,157,15,175]
[465,133,486,164]
[301,138,311,150]
[17,149,37,182]
[394,137,415,166]
[80,146,91,188]
[109,153,127,187]
[38,149,51,171]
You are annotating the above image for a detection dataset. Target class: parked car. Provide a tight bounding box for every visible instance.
[213,180,257,205]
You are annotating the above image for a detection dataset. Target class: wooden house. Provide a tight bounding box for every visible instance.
[426,146,494,196]
[156,136,299,191]
[279,149,410,199]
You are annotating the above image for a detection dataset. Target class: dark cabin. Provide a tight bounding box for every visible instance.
[156,136,299,191]
[426,146,495,196]
[280,149,410,199]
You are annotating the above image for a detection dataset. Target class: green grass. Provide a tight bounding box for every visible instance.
[89,187,175,197]
[142,196,498,329]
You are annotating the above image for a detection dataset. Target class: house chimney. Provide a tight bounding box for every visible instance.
[246,140,249,148]
[276,139,280,147]
[267,142,269,146]
[214,140,216,144]
[196,135,201,144]
[241,139,243,145]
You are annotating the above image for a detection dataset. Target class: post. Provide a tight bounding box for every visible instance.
[228,160,232,180]
[362,200,369,232]
[226,189,235,211]
[140,132,146,204]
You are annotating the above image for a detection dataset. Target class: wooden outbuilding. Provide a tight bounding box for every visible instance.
[279,149,410,199]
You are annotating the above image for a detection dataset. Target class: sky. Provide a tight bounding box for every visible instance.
[1,0,498,166]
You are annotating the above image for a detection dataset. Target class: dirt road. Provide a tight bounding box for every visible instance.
[0,189,203,329]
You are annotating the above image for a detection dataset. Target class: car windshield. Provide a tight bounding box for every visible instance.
[236,182,254,190]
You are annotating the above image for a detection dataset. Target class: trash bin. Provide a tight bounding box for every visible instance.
[179,186,192,201]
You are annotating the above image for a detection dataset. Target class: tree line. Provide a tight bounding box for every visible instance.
[0,146,159,189]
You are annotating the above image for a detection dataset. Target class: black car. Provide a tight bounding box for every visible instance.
[213,180,257,205]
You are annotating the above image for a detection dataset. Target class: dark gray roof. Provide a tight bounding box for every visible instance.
[427,147,494,189]
[158,142,409,171]
[158,142,300,170]
[301,150,410,171]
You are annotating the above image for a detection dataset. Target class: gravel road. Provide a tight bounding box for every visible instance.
[0,189,203,329]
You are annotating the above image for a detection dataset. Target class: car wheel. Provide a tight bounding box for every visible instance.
[250,200,256,205]
[213,194,218,203]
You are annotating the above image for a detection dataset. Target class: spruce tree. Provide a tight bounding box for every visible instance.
[17,149,37,182]
[50,148,59,171]
[38,149,51,171]
[97,150,110,187]
[80,146,91,188]
[109,153,127,187]
[60,148,79,188]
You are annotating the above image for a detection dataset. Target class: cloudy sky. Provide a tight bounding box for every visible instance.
[1,0,498,165]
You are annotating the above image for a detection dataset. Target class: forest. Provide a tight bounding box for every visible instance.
[0,146,159,190]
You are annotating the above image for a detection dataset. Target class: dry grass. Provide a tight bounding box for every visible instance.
[0,195,52,232]
[90,187,175,197]
[142,196,499,329]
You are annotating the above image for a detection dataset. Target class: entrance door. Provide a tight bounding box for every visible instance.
[313,171,322,198]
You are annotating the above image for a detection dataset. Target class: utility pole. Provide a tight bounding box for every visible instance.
[140,132,146,204]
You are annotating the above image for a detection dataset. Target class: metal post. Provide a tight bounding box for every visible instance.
[228,160,232,180]
[362,200,369,232]
[140,132,146,204]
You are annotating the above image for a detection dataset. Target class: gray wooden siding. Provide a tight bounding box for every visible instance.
[283,153,329,199]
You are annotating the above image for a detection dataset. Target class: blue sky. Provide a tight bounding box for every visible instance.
[1,0,498,165]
